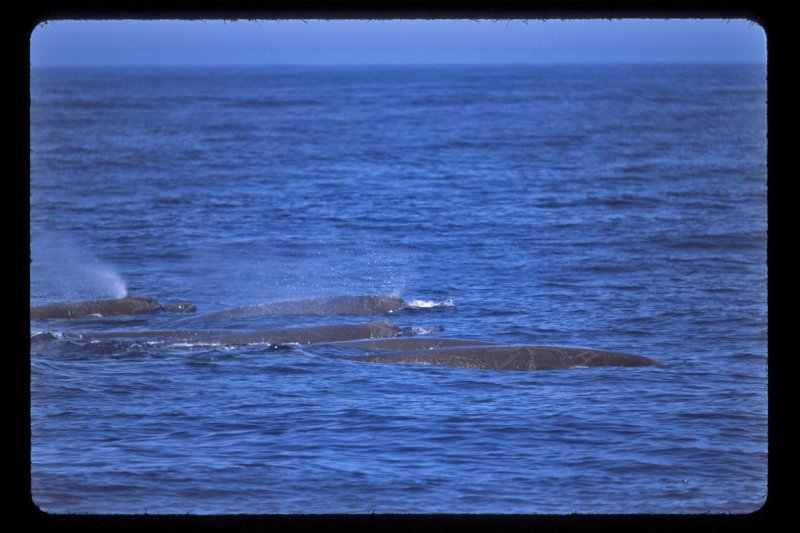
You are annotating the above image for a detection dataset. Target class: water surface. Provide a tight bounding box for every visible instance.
[30,64,768,514]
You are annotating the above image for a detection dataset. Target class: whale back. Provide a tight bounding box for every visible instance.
[30,296,162,320]
[78,320,402,346]
[347,345,664,371]
[317,337,499,351]
[161,302,197,313]
[216,320,402,345]
[194,294,405,321]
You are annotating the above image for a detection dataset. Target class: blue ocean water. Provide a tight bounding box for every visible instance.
[29,64,767,514]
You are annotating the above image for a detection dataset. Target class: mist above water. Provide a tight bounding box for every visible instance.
[187,241,413,309]
[30,232,128,303]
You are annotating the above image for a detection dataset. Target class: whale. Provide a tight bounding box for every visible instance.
[315,336,500,351]
[161,302,197,313]
[346,345,664,371]
[193,294,405,321]
[30,296,196,320]
[79,320,402,346]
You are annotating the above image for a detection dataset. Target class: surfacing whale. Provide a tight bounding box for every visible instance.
[194,294,405,321]
[30,296,196,320]
[316,337,499,351]
[346,345,664,371]
[80,320,401,346]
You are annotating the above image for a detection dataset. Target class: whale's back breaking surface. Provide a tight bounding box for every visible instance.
[347,345,664,371]
[316,336,499,351]
[213,320,401,345]
[79,320,402,346]
[161,302,197,313]
[194,294,405,321]
[30,296,162,320]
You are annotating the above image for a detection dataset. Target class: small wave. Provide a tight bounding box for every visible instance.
[31,330,64,340]
[160,340,297,351]
[31,331,84,341]
[223,97,322,109]
[166,343,241,351]
[404,299,455,310]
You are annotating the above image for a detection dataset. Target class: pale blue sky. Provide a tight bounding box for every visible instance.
[30,19,766,66]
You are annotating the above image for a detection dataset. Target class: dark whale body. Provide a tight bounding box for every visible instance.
[81,320,401,346]
[29,296,195,320]
[194,294,404,321]
[161,302,197,313]
[317,337,499,351]
[347,345,664,371]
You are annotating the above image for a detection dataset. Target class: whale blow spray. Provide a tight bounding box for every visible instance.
[30,232,128,302]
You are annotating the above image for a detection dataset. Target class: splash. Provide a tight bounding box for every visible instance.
[30,232,128,302]
[405,298,455,309]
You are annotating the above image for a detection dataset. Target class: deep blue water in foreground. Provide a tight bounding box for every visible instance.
[29,64,767,514]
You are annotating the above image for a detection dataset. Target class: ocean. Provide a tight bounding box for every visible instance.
[29,63,767,514]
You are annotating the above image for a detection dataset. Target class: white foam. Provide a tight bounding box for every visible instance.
[410,326,444,335]
[30,330,64,339]
[162,341,228,348]
[405,298,455,309]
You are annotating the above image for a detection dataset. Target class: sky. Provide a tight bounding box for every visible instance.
[30,19,766,66]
